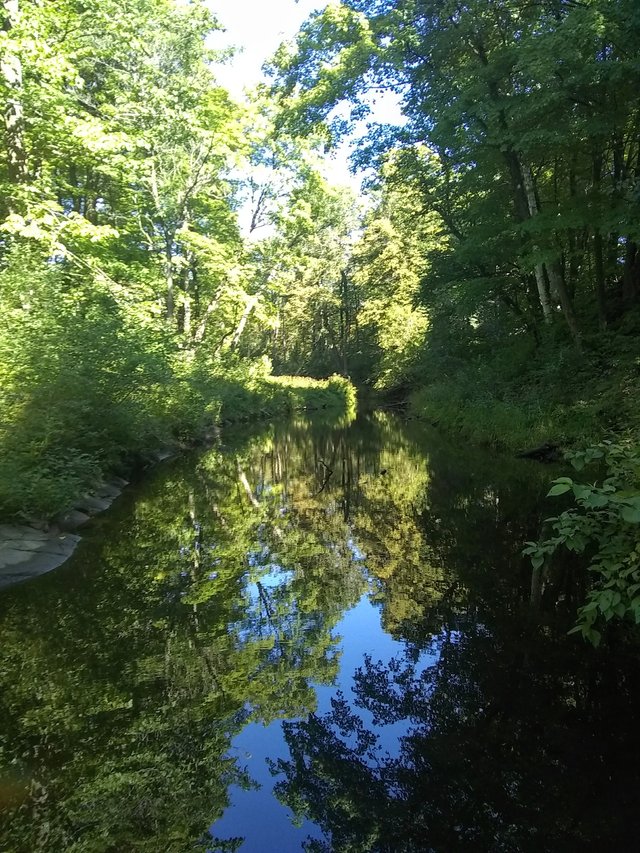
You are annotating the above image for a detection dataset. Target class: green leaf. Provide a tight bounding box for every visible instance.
[547,483,571,496]
[621,505,640,523]
[585,492,609,508]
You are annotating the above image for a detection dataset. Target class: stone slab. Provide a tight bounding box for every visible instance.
[95,482,122,499]
[0,473,127,590]
[57,510,91,531]
[0,530,80,586]
[109,476,129,488]
[0,524,48,541]
[1,538,46,552]
[0,547,33,566]
[75,494,113,514]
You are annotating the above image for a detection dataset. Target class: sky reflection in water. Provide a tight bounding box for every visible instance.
[0,412,639,852]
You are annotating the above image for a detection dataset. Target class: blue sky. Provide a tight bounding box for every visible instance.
[209,0,326,99]
[208,0,404,190]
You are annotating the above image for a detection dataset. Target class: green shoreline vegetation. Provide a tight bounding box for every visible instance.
[1,0,639,638]
[407,323,640,453]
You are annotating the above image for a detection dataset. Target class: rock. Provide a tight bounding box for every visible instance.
[0,529,80,585]
[0,524,48,541]
[57,509,91,531]
[18,551,69,572]
[95,482,122,499]
[0,547,34,566]
[75,494,113,514]
[37,535,81,557]
[28,519,52,532]
[109,476,129,489]
[516,442,561,462]
[153,448,175,462]
[1,537,48,552]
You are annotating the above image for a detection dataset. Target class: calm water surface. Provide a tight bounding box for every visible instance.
[0,412,639,852]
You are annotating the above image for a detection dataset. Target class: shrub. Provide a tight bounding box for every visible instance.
[524,440,640,645]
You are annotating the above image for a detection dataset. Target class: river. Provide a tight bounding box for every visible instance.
[0,411,638,852]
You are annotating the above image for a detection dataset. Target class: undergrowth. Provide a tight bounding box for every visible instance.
[0,344,356,521]
[408,321,640,452]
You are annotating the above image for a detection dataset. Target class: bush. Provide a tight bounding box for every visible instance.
[524,440,640,645]
[408,327,640,452]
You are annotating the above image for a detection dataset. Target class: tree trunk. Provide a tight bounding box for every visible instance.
[532,264,553,324]
[237,466,260,508]
[193,296,219,344]
[229,295,258,352]
[503,149,530,223]
[622,238,640,304]
[547,259,581,348]
[521,161,580,347]
[339,269,349,376]
[593,229,608,329]
[183,294,191,337]
[271,301,281,365]
[182,252,195,337]
[520,162,553,323]
[164,237,174,321]
[591,152,608,328]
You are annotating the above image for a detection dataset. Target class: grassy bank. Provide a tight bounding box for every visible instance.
[219,373,357,423]
[0,354,356,521]
[407,325,640,453]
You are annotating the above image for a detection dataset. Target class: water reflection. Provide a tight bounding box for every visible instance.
[0,413,638,852]
[273,625,640,852]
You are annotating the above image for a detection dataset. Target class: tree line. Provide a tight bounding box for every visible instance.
[2,0,640,518]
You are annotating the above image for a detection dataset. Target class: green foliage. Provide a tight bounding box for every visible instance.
[4,0,640,520]
[350,208,431,390]
[246,162,358,378]
[408,320,640,451]
[0,246,170,517]
[268,0,640,447]
[0,0,362,521]
[265,374,357,417]
[524,441,640,645]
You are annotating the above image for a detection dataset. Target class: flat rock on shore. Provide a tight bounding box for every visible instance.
[0,479,127,589]
[0,525,81,589]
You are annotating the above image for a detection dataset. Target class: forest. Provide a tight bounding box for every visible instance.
[1,0,639,636]
[2,3,640,849]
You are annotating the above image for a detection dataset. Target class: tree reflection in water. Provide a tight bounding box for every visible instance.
[271,420,640,852]
[0,412,638,852]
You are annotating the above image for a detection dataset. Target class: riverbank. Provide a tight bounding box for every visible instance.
[0,370,356,523]
[407,327,640,453]
[0,374,355,588]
